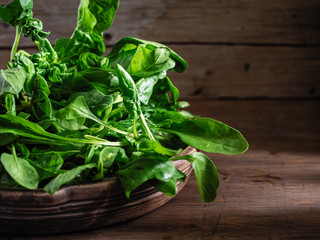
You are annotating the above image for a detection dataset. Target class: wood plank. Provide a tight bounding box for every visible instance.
[167,45,320,99]
[1,100,319,239]
[0,0,320,47]
[1,44,319,99]
[186,100,320,153]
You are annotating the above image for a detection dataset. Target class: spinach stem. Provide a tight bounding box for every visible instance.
[10,25,22,61]
[84,135,128,147]
[133,117,138,139]
[11,144,16,156]
[139,112,155,141]
[109,106,126,117]
[94,117,134,138]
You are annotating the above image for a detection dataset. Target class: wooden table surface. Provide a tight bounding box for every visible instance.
[1,99,320,240]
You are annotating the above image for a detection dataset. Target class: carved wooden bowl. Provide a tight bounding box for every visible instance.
[0,147,195,234]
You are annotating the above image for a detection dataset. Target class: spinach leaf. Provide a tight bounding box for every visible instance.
[0,114,126,147]
[115,64,139,117]
[11,52,35,93]
[115,64,155,140]
[29,152,64,181]
[0,67,27,95]
[54,0,119,61]
[76,0,119,34]
[0,0,33,27]
[0,164,20,188]
[43,163,96,194]
[108,37,187,73]
[78,53,109,70]
[54,96,129,136]
[173,152,219,202]
[136,71,166,105]
[0,146,39,190]
[109,44,175,78]
[91,146,128,179]
[138,138,180,157]
[153,111,249,155]
[149,178,178,197]
[147,76,179,110]
[117,154,185,198]
[54,30,105,61]
[72,68,119,94]
[69,89,113,117]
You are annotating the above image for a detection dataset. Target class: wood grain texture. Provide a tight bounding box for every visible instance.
[0,0,320,46]
[167,45,320,99]
[1,100,319,239]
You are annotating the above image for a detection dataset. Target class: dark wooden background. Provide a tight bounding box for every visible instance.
[1,1,320,239]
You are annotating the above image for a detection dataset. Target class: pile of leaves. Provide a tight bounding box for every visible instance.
[0,0,248,202]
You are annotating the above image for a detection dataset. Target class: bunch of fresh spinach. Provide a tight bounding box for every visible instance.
[0,0,248,202]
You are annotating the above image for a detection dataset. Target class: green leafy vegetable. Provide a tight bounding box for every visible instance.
[117,154,185,198]
[0,0,248,202]
[0,67,27,95]
[43,163,96,194]
[0,146,39,189]
[173,152,219,202]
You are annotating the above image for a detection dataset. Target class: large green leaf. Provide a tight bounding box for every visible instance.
[54,30,105,60]
[109,44,175,78]
[76,0,119,34]
[153,111,249,155]
[0,114,122,146]
[108,37,187,73]
[0,0,33,27]
[73,68,119,95]
[75,0,97,34]
[1,152,39,190]
[54,0,119,60]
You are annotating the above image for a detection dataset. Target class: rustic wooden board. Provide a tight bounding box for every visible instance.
[1,100,319,239]
[0,0,320,47]
[167,45,320,99]
[1,44,319,99]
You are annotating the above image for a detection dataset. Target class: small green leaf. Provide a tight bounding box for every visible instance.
[138,138,180,156]
[173,152,219,202]
[0,67,27,95]
[43,163,96,194]
[136,71,166,105]
[69,89,113,117]
[117,154,184,198]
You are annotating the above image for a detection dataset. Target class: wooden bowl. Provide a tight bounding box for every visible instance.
[0,147,195,234]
